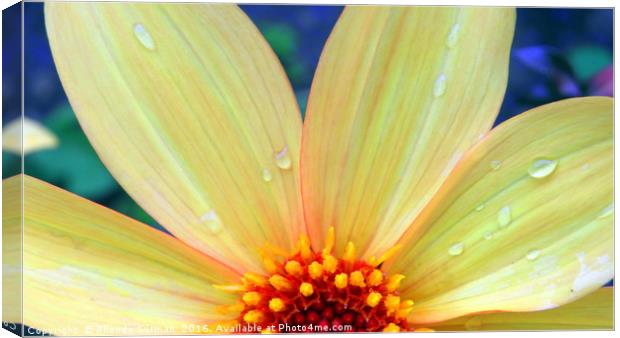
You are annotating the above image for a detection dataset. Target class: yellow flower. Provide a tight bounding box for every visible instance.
[4,3,612,335]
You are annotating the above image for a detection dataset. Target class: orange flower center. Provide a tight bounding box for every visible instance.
[215,228,412,333]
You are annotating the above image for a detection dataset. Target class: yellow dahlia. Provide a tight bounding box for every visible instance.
[4,3,613,334]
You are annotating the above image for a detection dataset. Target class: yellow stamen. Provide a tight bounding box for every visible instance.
[383,323,401,332]
[349,270,366,287]
[243,310,264,323]
[323,226,335,254]
[212,284,245,293]
[284,260,303,276]
[322,254,338,273]
[308,261,324,279]
[244,272,268,287]
[299,235,313,261]
[384,295,401,315]
[299,282,314,297]
[269,275,293,292]
[367,269,383,286]
[242,291,262,306]
[262,256,278,274]
[334,273,348,289]
[386,274,405,292]
[268,298,286,312]
[343,241,356,263]
[216,302,244,314]
[366,292,382,307]
[374,244,402,267]
[396,300,414,318]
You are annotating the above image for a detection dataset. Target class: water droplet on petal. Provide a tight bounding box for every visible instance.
[275,146,292,170]
[581,163,591,172]
[201,210,222,234]
[483,231,493,240]
[475,204,485,211]
[598,204,613,219]
[526,249,541,261]
[446,23,461,48]
[497,205,511,228]
[528,158,558,179]
[448,242,464,256]
[433,74,447,97]
[261,168,273,182]
[133,23,155,50]
[490,160,502,170]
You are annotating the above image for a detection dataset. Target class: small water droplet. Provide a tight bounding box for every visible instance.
[490,160,502,170]
[133,23,155,50]
[528,158,558,179]
[483,231,493,240]
[597,204,613,219]
[261,168,273,182]
[200,210,222,234]
[475,204,485,211]
[581,163,591,172]
[497,205,511,228]
[433,74,447,97]
[526,249,541,261]
[275,146,292,170]
[448,242,464,256]
[446,23,461,48]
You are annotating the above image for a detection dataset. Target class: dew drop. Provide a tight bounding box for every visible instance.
[526,249,541,261]
[261,168,273,182]
[497,205,511,228]
[475,204,485,212]
[528,158,558,179]
[433,74,447,97]
[581,163,591,172]
[133,23,155,50]
[490,160,502,170]
[446,23,461,48]
[448,242,464,256]
[597,204,613,219]
[200,210,222,234]
[275,146,292,170]
[483,231,493,240]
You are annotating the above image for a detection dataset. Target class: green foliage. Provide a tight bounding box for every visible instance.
[567,45,612,82]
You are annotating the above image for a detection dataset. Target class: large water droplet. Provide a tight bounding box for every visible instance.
[598,204,613,219]
[261,168,273,182]
[433,74,447,97]
[201,210,222,234]
[528,158,558,179]
[275,146,292,170]
[446,23,461,48]
[490,160,502,170]
[497,206,511,228]
[475,204,485,212]
[526,249,541,261]
[133,23,155,50]
[448,242,464,256]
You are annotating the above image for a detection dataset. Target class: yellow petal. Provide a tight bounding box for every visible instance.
[427,287,613,331]
[4,175,240,335]
[45,3,304,273]
[3,175,22,325]
[387,97,613,323]
[2,117,58,155]
[300,6,515,257]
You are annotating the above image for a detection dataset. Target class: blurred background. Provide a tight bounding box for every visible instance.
[2,4,614,231]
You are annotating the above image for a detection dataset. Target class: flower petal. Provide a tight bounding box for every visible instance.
[427,287,613,331]
[45,3,304,273]
[300,6,515,256]
[387,97,613,323]
[2,117,58,155]
[4,175,239,335]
